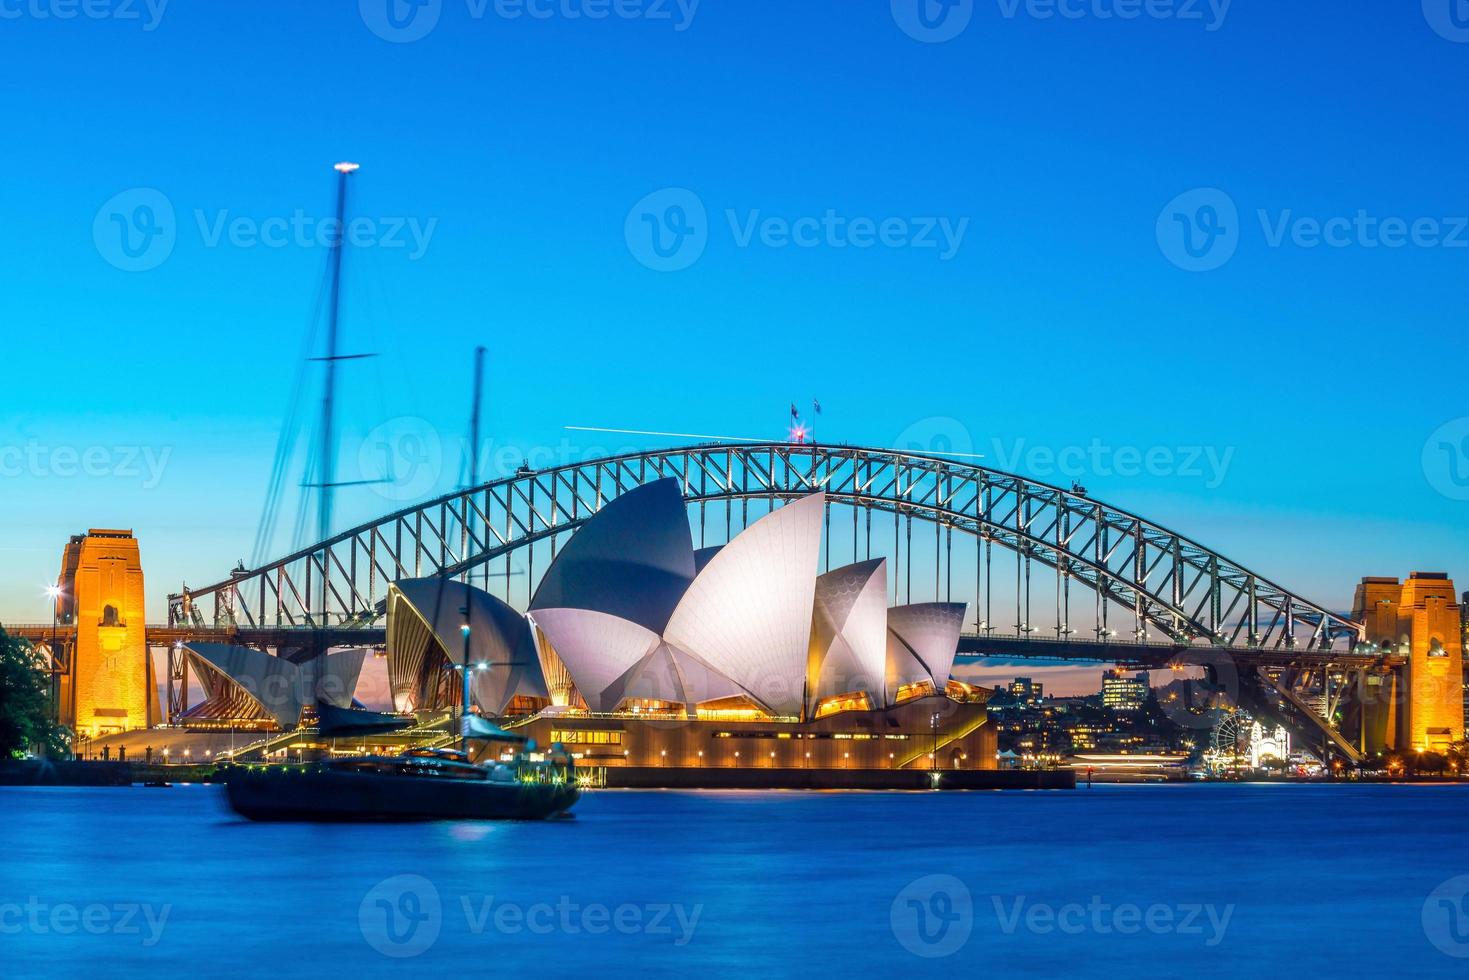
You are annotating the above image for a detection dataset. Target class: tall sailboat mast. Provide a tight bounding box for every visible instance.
[468,345,488,592]
[468,345,487,489]
[317,160,360,547]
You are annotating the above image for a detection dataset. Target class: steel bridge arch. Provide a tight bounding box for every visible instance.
[169,443,1363,651]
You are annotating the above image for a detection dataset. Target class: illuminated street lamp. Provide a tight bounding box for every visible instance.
[450,605,526,755]
[930,712,940,772]
[458,611,473,753]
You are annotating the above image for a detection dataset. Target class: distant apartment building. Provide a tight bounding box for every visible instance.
[1008,677,1044,705]
[1102,669,1149,713]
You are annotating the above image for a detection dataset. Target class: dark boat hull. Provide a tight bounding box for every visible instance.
[224,767,580,822]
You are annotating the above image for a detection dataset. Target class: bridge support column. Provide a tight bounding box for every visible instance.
[166,643,189,726]
[1353,573,1463,753]
[55,530,153,739]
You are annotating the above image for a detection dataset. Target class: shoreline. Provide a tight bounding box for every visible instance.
[8,760,1468,790]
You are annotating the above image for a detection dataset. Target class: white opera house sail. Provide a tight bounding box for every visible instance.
[807,558,889,716]
[386,577,548,715]
[528,483,825,718]
[885,602,968,705]
[514,477,971,722]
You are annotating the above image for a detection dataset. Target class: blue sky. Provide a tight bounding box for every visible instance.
[2,0,1467,683]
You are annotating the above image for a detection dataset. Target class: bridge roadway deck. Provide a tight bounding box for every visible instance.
[3,623,387,651]
[955,634,1403,670]
[4,623,1401,671]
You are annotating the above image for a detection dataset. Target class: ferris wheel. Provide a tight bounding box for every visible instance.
[1212,712,1248,757]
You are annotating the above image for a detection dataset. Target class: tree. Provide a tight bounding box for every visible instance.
[1445,740,1469,777]
[0,627,69,759]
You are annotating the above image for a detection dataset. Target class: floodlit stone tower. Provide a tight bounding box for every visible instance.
[1352,572,1463,752]
[56,529,155,738]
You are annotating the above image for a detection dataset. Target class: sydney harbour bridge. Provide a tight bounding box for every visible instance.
[14,161,1448,769]
[144,441,1423,766]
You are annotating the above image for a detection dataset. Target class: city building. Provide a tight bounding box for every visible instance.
[992,674,1192,768]
[1102,669,1149,712]
[1248,721,1290,768]
[1007,677,1044,706]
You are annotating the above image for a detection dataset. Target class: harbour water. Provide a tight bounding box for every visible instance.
[4,783,1468,977]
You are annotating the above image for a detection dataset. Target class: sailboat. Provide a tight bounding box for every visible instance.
[222,163,579,822]
[223,713,579,821]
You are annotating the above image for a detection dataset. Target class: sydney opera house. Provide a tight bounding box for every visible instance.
[380,480,996,772]
[162,479,994,772]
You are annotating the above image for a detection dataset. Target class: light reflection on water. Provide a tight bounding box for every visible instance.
[2,782,1467,978]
